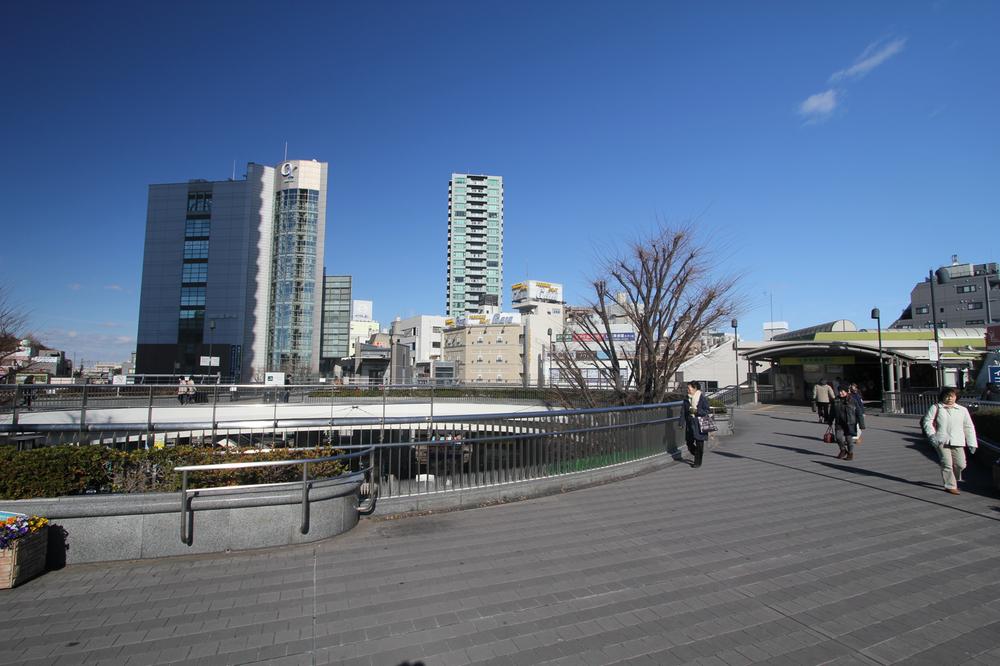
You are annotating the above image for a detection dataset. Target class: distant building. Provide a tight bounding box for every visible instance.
[320,275,352,374]
[442,314,523,384]
[136,159,328,381]
[446,173,504,316]
[892,257,1000,329]
[390,315,448,379]
[511,280,565,386]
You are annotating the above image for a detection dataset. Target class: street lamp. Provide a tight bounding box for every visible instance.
[928,269,945,386]
[207,319,216,380]
[871,308,885,412]
[731,319,739,406]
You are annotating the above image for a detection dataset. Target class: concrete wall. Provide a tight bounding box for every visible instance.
[6,478,360,565]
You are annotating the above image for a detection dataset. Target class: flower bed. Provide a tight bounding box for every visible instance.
[1,514,49,589]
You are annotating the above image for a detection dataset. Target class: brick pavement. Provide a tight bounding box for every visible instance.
[2,405,999,665]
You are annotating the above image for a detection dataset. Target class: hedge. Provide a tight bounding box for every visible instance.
[972,407,1000,444]
[0,446,348,500]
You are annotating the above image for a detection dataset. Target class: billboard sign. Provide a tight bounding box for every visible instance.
[987,324,1000,350]
[989,366,1000,385]
[511,280,563,304]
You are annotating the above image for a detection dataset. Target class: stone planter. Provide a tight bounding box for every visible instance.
[1,526,48,589]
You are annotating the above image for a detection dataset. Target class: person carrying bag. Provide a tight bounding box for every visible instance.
[922,387,978,495]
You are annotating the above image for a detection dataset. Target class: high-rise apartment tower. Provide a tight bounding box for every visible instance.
[136,159,328,381]
[446,173,503,316]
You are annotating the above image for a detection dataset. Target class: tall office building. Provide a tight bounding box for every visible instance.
[446,173,503,316]
[136,159,328,381]
[320,274,352,373]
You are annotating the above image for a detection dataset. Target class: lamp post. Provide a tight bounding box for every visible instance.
[871,308,885,412]
[928,269,944,386]
[207,319,216,380]
[731,318,739,406]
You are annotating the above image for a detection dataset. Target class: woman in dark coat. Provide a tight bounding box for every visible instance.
[827,385,865,460]
[684,381,711,468]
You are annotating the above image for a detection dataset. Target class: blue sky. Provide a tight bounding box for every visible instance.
[1,1,998,364]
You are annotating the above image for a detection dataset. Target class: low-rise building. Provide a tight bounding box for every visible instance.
[442,313,524,384]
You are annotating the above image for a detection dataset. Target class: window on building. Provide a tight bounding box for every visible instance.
[183,240,209,259]
[957,285,978,294]
[180,287,206,306]
[181,263,208,283]
[185,219,210,238]
[968,302,984,310]
[966,319,985,325]
[914,305,929,315]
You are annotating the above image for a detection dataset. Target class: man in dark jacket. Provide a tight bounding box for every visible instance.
[827,386,865,460]
[684,381,711,468]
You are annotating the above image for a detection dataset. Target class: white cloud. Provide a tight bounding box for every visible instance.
[799,89,838,119]
[67,283,82,291]
[103,284,124,292]
[830,37,907,82]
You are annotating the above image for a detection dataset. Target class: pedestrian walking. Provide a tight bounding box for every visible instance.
[20,375,35,410]
[186,377,197,404]
[684,381,711,468]
[922,387,978,495]
[827,385,865,460]
[812,379,835,423]
[178,377,188,405]
[849,382,865,445]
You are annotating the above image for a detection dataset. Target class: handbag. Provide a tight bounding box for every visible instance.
[697,414,718,433]
[822,425,834,444]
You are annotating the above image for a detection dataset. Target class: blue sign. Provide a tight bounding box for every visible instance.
[990,366,1000,384]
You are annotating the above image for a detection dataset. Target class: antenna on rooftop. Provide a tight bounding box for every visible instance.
[232,160,236,180]
[283,142,288,162]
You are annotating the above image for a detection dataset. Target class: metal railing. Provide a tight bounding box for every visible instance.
[175,447,375,545]
[0,382,553,430]
[881,391,1000,416]
[2,401,684,503]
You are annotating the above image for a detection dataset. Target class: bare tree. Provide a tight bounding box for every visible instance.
[551,223,741,406]
[1,285,30,380]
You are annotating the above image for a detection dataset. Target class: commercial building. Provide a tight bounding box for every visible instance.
[892,257,1000,329]
[511,280,565,386]
[446,173,504,316]
[320,274,352,374]
[136,160,328,381]
[442,313,524,384]
[390,315,448,379]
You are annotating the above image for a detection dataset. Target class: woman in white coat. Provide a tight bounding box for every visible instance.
[922,387,978,495]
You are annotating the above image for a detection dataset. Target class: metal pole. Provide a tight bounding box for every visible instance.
[987,273,994,325]
[731,318,739,406]
[928,269,943,386]
[872,308,885,414]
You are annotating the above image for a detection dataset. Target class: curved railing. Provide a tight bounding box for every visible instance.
[175,447,376,545]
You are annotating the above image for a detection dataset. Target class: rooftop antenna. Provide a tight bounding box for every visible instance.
[283,142,288,162]
[232,160,236,180]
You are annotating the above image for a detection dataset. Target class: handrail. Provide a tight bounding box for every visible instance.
[177,447,374,545]
[1,400,684,434]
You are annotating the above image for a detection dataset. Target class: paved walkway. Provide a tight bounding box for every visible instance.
[3,406,999,666]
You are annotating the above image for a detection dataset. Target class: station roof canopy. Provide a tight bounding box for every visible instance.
[743,340,920,363]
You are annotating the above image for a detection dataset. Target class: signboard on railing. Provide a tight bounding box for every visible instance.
[987,324,1000,350]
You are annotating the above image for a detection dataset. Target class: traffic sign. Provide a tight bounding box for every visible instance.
[990,366,1000,385]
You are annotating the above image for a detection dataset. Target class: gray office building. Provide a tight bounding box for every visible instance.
[320,274,352,373]
[891,257,1000,329]
[136,160,328,380]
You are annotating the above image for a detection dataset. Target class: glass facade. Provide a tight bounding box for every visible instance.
[321,275,352,360]
[447,174,503,315]
[268,187,320,374]
[178,191,211,366]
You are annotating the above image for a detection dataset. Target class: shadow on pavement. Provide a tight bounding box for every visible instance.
[814,461,941,491]
[756,441,835,457]
[774,431,829,443]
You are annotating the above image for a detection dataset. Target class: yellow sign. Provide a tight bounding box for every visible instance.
[779,356,855,366]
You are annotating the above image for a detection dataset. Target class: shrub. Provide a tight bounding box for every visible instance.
[972,407,1000,444]
[0,446,349,500]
